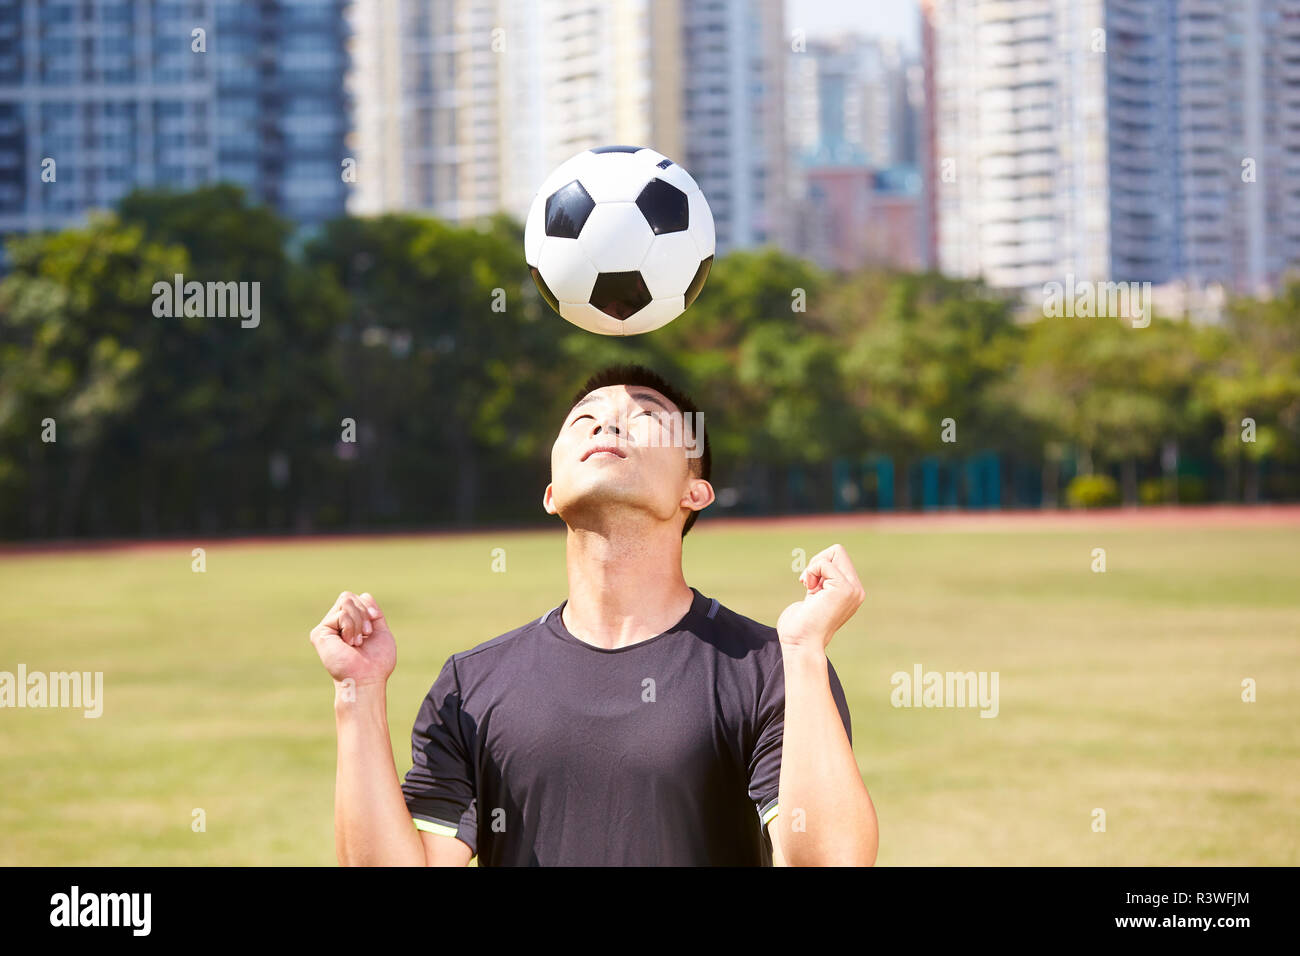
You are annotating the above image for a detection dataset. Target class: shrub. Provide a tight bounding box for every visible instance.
[1139,478,1165,505]
[1139,476,1210,504]
[1066,474,1120,508]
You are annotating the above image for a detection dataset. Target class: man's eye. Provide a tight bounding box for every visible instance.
[570,414,594,427]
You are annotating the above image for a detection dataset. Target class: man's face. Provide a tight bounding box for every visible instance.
[544,385,709,531]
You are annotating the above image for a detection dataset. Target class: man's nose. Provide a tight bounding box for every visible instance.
[589,417,622,438]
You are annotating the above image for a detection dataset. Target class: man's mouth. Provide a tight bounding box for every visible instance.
[581,445,627,462]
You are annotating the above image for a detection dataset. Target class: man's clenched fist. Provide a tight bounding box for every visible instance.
[777,543,866,651]
[310,591,396,688]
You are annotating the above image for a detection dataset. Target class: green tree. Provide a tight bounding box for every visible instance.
[304,212,567,526]
[656,249,843,465]
[115,185,347,532]
[0,214,184,534]
[836,272,1020,508]
[1195,282,1300,501]
[1011,313,1203,505]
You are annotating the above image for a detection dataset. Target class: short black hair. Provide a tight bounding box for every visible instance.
[569,365,711,537]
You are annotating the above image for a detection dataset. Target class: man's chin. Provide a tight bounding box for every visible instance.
[552,485,665,530]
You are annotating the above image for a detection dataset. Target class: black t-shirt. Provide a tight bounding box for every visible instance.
[401,586,853,866]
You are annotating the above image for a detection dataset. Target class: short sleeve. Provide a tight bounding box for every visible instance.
[747,654,853,827]
[401,655,478,854]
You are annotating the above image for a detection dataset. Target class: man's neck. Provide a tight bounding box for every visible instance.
[561,518,694,650]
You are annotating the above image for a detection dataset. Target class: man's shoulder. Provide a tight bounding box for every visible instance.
[698,594,784,668]
[450,606,557,667]
[707,597,776,636]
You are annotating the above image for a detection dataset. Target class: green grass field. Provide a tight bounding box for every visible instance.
[1,518,1297,865]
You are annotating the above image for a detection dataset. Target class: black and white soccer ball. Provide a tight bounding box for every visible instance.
[524,146,715,335]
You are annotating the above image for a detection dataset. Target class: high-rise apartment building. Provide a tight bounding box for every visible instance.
[1107,0,1300,293]
[788,34,920,170]
[926,0,1110,290]
[348,0,672,222]
[785,32,925,272]
[924,0,1300,294]
[0,0,350,235]
[678,0,788,251]
[349,0,788,254]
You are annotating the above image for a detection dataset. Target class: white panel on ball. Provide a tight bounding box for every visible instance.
[622,295,685,335]
[576,153,653,203]
[639,231,704,299]
[523,193,546,267]
[686,190,716,257]
[632,147,669,168]
[559,300,628,336]
[578,203,656,272]
[537,237,598,304]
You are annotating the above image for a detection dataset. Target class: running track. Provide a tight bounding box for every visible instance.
[1,504,1297,559]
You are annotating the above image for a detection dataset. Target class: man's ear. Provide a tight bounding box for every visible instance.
[681,478,715,516]
[542,482,557,516]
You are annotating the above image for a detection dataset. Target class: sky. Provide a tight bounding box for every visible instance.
[784,0,921,51]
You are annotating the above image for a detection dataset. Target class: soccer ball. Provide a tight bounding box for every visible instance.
[524,145,715,336]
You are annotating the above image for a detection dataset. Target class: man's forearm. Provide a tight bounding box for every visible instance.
[333,681,426,866]
[776,646,877,866]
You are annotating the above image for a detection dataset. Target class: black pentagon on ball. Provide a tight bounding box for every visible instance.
[529,266,559,314]
[590,271,653,320]
[589,144,643,153]
[545,181,595,239]
[635,179,689,235]
[684,255,713,309]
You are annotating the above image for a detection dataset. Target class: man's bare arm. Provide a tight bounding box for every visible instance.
[767,819,788,866]
[313,590,470,867]
[333,679,427,865]
[773,545,878,866]
[774,645,876,865]
[418,829,474,866]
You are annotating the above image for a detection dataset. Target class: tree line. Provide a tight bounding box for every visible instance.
[1,185,1297,539]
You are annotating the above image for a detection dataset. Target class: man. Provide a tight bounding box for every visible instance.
[311,365,877,866]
